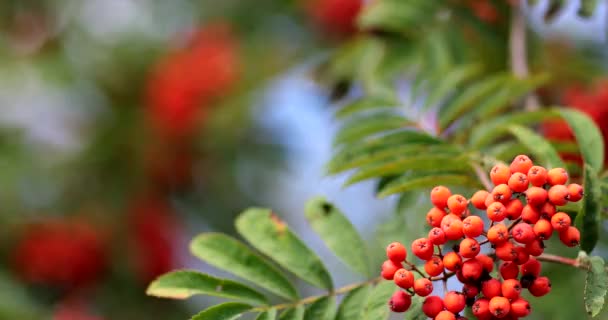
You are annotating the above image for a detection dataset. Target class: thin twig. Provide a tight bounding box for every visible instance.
[473,162,492,191]
[536,253,582,269]
[405,261,427,278]
[509,3,540,111]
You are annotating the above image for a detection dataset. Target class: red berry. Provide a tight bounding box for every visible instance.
[491,164,511,185]
[501,279,522,299]
[414,278,433,297]
[431,186,452,209]
[527,165,547,187]
[487,224,509,245]
[533,219,553,240]
[547,168,568,185]
[459,238,480,258]
[472,298,491,319]
[505,199,523,220]
[550,212,571,231]
[482,278,502,299]
[428,227,447,245]
[525,187,547,207]
[427,207,447,228]
[461,258,483,281]
[381,260,402,280]
[487,202,507,222]
[386,242,407,263]
[525,239,545,256]
[521,204,540,224]
[539,202,556,219]
[441,215,464,240]
[495,242,517,261]
[388,290,412,312]
[548,184,569,206]
[471,190,490,209]
[394,268,415,289]
[411,238,434,260]
[422,296,444,317]
[444,291,466,313]
[443,252,463,272]
[513,245,530,265]
[559,226,580,247]
[489,296,511,318]
[462,283,479,298]
[567,183,584,202]
[447,194,468,215]
[521,258,541,277]
[435,310,457,320]
[424,256,444,277]
[492,184,512,203]
[462,216,484,238]
[510,298,531,317]
[528,276,551,297]
[511,223,535,244]
[508,172,529,192]
[499,261,519,280]
[510,155,534,174]
[476,254,495,273]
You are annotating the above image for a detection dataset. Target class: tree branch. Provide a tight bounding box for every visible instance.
[509,2,540,111]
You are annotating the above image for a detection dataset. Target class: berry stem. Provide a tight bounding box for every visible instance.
[405,261,427,278]
[507,218,522,231]
[251,276,383,312]
[437,245,448,294]
[536,253,581,269]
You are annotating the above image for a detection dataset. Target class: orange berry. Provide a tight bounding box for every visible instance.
[547,167,568,185]
[527,165,547,187]
[533,219,553,240]
[435,310,456,320]
[513,245,530,265]
[548,184,569,206]
[447,194,468,215]
[462,215,484,238]
[386,242,407,262]
[411,238,434,260]
[461,258,483,281]
[381,260,402,280]
[414,278,433,297]
[550,212,571,231]
[559,226,580,247]
[388,290,412,312]
[525,239,544,256]
[444,291,466,313]
[508,172,529,192]
[505,198,523,220]
[528,276,551,297]
[567,183,584,202]
[428,227,447,245]
[539,202,556,219]
[471,190,489,209]
[431,186,452,209]
[484,193,495,208]
[510,298,531,317]
[511,223,535,244]
[495,242,517,261]
[525,187,547,206]
[499,261,519,280]
[521,258,541,277]
[521,204,540,224]
[394,268,415,289]
[441,215,464,240]
[426,207,447,228]
[487,224,509,245]
[510,155,533,174]
[459,238,480,258]
[424,256,444,277]
[501,279,522,299]
[489,296,511,318]
[472,298,491,319]
[443,252,462,271]
[482,278,502,298]
[487,202,507,222]
[491,164,511,185]
[492,184,512,203]
[476,254,494,273]
[422,296,444,317]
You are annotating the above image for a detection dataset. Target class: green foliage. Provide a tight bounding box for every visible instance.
[559,109,605,173]
[582,254,608,317]
[303,296,336,320]
[334,285,371,320]
[575,165,602,253]
[190,302,252,320]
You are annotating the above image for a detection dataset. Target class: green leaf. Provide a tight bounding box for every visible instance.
[439,73,508,130]
[146,270,267,305]
[336,96,400,119]
[304,296,336,320]
[190,233,298,300]
[404,296,426,320]
[334,113,413,146]
[335,285,372,320]
[585,256,607,317]
[357,0,438,32]
[236,209,333,290]
[256,309,277,320]
[279,306,305,320]
[362,281,396,320]
[378,172,479,198]
[423,63,483,111]
[579,0,599,17]
[469,109,562,148]
[191,302,251,320]
[559,109,605,173]
[507,125,565,169]
[344,154,472,186]
[575,164,602,252]
[305,197,369,276]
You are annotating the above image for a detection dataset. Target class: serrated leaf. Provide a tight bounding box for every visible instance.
[362,281,395,320]
[559,109,605,173]
[423,63,483,111]
[236,209,333,290]
[303,296,335,320]
[279,306,304,320]
[507,125,565,169]
[336,285,372,320]
[585,256,607,317]
[378,172,479,198]
[190,302,251,320]
[305,197,369,276]
[404,296,426,320]
[439,73,508,130]
[334,113,413,146]
[345,154,471,186]
[575,164,601,252]
[146,270,267,305]
[190,233,298,300]
[256,309,277,320]
[335,96,400,119]
[469,109,562,148]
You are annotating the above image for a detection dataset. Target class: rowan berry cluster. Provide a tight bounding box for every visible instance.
[382,155,583,319]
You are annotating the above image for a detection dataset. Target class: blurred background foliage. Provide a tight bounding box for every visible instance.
[0,0,606,319]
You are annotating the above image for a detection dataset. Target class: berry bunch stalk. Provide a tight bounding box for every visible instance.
[382,155,583,319]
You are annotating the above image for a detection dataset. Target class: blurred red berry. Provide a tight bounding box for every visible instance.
[12,219,107,290]
[53,297,103,320]
[306,0,362,36]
